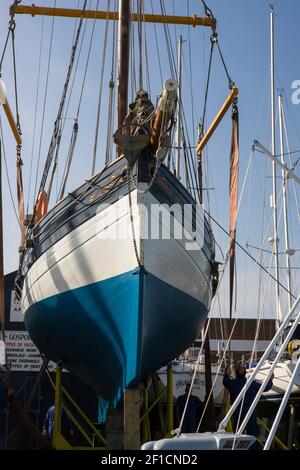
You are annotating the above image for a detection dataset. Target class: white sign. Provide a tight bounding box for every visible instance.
[9,291,23,322]
[4,330,56,372]
[0,339,5,365]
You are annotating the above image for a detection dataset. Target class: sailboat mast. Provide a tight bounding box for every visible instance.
[270,6,281,325]
[117,0,131,132]
[175,35,183,180]
[278,94,293,311]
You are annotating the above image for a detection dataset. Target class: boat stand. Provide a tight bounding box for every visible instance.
[124,389,140,450]
[287,404,297,449]
[124,363,174,449]
[166,363,174,435]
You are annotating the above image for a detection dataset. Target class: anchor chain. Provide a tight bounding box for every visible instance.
[127,171,142,268]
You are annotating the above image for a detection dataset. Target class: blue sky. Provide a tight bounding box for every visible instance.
[0,0,299,320]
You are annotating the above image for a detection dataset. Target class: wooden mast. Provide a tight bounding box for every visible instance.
[118,0,140,449]
[117,0,131,131]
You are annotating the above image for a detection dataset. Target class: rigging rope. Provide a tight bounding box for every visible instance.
[231,247,279,450]
[181,124,198,201]
[174,138,294,433]
[175,91,241,430]
[143,22,151,98]
[34,0,57,203]
[150,0,163,87]
[0,117,20,228]
[250,256,274,367]
[0,0,22,77]
[156,1,200,201]
[159,0,176,78]
[186,0,196,146]
[282,96,300,222]
[71,0,81,45]
[201,0,229,84]
[105,0,118,166]
[11,21,21,134]
[92,0,111,176]
[0,1,25,246]
[49,0,92,199]
[75,0,100,120]
[16,0,89,280]
[137,0,144,90]
[46,129,61,201]
[36,0,88,200]
[0,32,11,78]
[199,0,215,22]
[105,74,115,165]
[53,0,100,197]
[58,121,79,200]
[180,106,200,200]
[196,316,239,433]
[132,0,197,205]
[171,0,177,47]
[205,209,296,301]
[51,0,92,202]
[199,33,216,138]
[60,1,91,137]
[174,239,232,435]
[5,1,25,243]
[27,6,45,213]
[216,40,234,88]
[240,166,290,324]
[256,156,268,348]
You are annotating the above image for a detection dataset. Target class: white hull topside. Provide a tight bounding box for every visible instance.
[22,188,212,315]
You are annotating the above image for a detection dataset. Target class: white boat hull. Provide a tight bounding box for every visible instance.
[158,362,225,405]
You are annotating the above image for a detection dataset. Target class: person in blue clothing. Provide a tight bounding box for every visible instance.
[0,365,7,400]
[176,383,203,433]
[0,366,14,444]
[42,405,55,441]
[0,373,8,410]
[42,404,74,442]
[223,364,273,440]
[0,365,14,410]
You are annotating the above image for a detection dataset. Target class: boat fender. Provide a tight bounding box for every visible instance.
[288,339,300,358]
[35,190,48,223]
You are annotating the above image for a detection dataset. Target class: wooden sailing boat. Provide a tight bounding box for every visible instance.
[3,1,237,419]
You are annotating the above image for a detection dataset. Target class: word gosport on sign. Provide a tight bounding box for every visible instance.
[5,331,56,372]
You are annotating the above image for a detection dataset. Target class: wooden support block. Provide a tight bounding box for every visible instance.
[124,388,140,450]
[106,409,124,450]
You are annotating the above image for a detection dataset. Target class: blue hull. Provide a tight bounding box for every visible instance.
[24,267,208,418]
